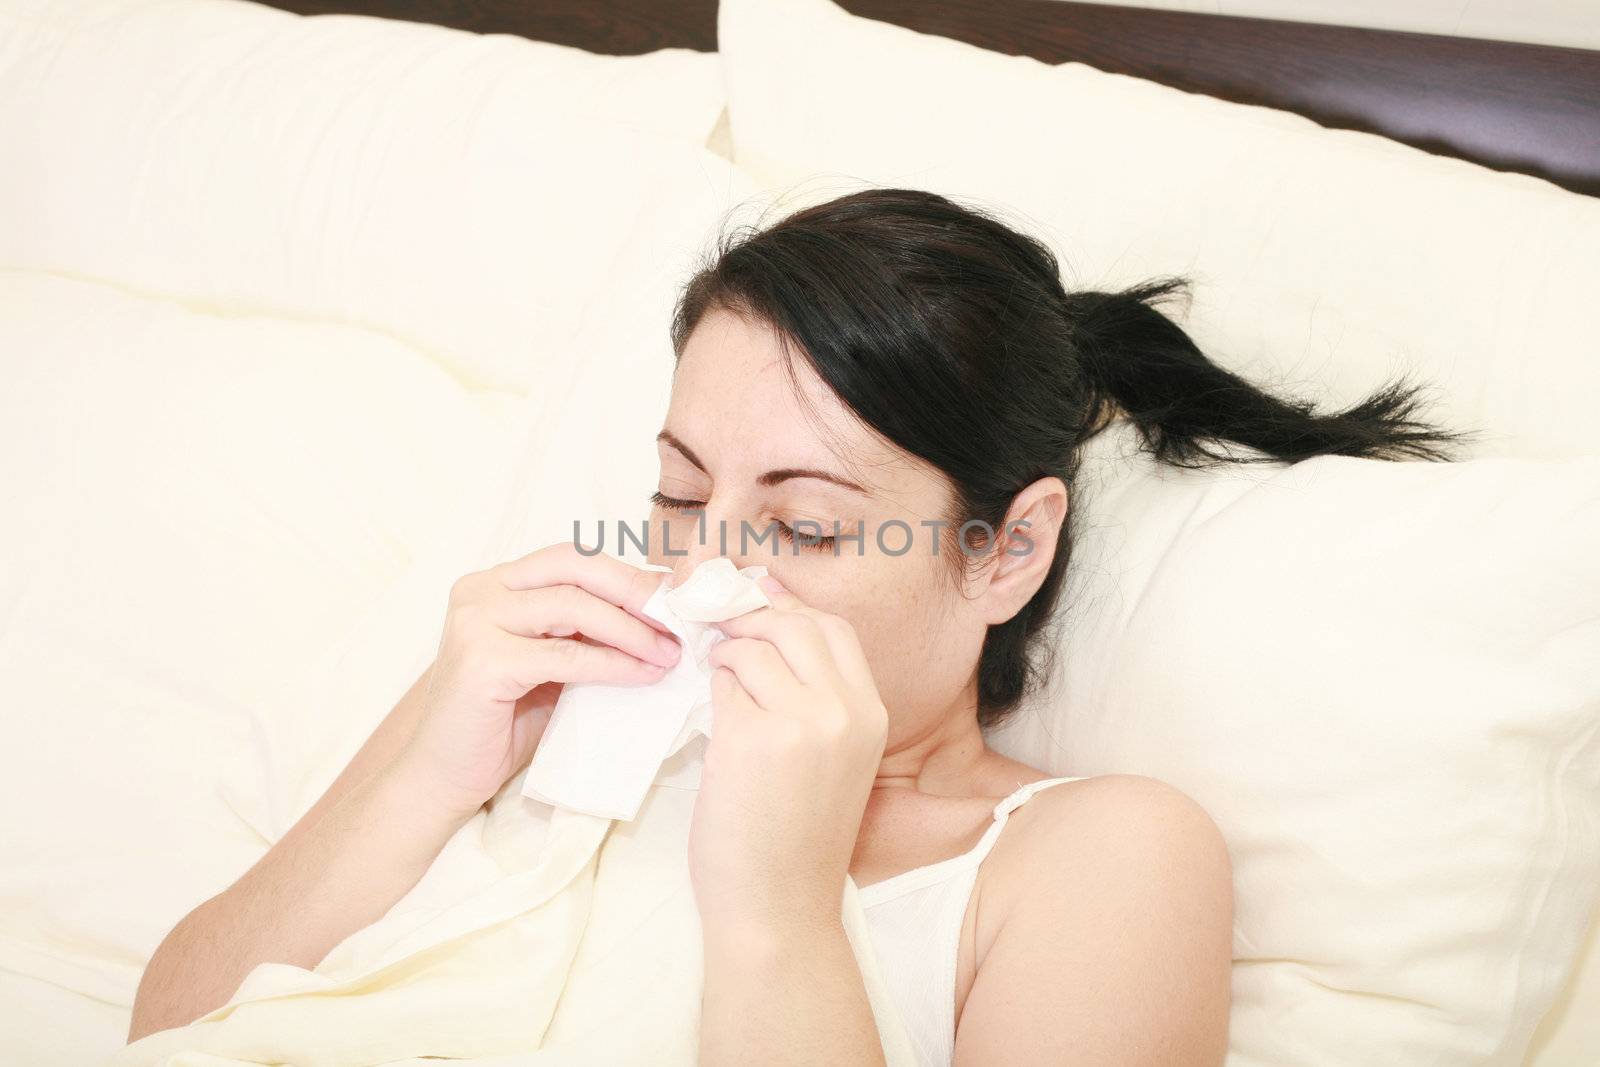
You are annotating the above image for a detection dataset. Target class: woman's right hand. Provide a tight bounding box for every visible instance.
[397,543,682,823]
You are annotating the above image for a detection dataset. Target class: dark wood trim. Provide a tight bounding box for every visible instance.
[843,0,1600,198]
[262,0,1600,197]
[269,1,718,54]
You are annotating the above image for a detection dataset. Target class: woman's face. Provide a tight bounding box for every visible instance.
[646,307,1047,747]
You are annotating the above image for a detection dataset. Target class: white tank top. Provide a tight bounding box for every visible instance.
[856,775,1088,1067]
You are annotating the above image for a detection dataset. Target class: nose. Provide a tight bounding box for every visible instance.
[665,509,769,585]
[669,544,718,585]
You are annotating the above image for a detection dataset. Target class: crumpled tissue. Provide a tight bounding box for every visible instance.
[522,556,771,820]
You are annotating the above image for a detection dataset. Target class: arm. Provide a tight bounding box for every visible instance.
[129,546,679,1044]
[127,665,469,1042]
[701,913,887,1067]
[692,577,891,1066]
[954,775,1234,1066]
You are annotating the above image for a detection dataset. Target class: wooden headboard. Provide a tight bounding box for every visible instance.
[266,0,1600,198]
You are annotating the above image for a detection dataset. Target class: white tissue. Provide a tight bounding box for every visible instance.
[521,557,771,821]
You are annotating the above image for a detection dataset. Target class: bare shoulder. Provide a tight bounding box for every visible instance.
[955,774,1233,1064]
[990,772,1233,927]
[1010,773,1229,868]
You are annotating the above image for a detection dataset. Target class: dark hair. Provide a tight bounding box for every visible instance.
[670,187,1479,730]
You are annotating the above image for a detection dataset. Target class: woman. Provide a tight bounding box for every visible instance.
[129,188,1470,1064]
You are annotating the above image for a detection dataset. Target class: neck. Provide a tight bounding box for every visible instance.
[872,682,998,797]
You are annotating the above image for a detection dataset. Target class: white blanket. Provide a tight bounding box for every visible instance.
[113,757,917,1066]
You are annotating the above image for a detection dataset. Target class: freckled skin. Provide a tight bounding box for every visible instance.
[649,307,1020,777]
[655,311,1233,1067]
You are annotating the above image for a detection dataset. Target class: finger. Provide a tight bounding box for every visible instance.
[713,608,837,686]
[726,572,831,629]
[710,664,762,724]
[755,572,808,611]
[508,632,669,691]
[706,636,800,710]
[495,584,682,668]
[755,575,876,691]
[492,544,672,634]
[736,579,876,697]
[807,612,877,693]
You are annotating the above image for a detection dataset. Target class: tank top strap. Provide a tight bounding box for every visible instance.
[993,774,1089,819]
[964,775,1089,864]
[855,775,1092,905]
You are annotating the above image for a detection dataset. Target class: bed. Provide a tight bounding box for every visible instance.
[1,0,1596,1064]
[268,0,1600,196]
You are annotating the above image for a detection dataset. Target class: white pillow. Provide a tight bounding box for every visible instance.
[0,142,764,1062]
[0,267,525,1026]
[980,417,1600,1066]
[716,0,1600,462]
[715,7,1600,1056]
[273,168,774,836]
[0,0,728,394]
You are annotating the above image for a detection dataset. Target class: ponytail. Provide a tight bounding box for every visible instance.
[672,186,1482,729]
[1063,277,1479,466]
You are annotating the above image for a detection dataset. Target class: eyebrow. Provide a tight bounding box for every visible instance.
[656,429,870,495]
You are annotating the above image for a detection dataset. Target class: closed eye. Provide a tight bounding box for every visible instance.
[773,520,836,549]
[649,490,704,511]
[648,490,838,550]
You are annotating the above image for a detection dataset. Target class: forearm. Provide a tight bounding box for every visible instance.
[128,757,464,1043]
[700,915,888,1067]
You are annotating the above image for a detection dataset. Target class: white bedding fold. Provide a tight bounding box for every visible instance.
[113,762,917,1066]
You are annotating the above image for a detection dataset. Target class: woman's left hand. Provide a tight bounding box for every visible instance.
[690,574,889,935]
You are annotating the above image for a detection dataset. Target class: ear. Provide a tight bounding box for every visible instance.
[971,476,1068,626]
